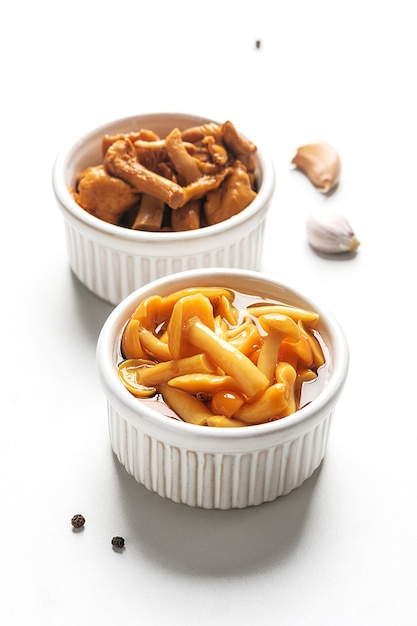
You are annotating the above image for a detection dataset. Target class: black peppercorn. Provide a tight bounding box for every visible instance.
[111,536,125,549]
[71,514,85,528]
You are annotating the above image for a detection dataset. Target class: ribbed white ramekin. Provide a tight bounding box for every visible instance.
[96,268,349,509]
[52,113,275,305]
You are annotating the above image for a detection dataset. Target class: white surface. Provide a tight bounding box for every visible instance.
[1,1,416,624]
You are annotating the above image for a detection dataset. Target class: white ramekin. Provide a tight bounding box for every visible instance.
[96,268,349,509]
[52,113,275,305]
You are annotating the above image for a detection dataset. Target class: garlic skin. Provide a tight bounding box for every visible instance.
[306,210,360,254]
[292,143,341,193]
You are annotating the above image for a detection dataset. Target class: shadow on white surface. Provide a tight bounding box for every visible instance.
[67,265,325,579]
[69,271,114,339]
[111,452,323,577]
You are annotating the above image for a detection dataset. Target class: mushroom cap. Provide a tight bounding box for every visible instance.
[258,313,300,340]
[167,294,215,359]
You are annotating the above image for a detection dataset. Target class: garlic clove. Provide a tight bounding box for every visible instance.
[306,210,360,254]
[292,142,341,193]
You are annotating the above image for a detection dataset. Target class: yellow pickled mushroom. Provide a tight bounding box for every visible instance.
[234,383,288,425]
[118,359,158,397]
[121,318,146,359]
[256,314,300,383]
[163,287,235,320]
[168,373,242,395]
[117,287,327,428]
[226,316,262,357]
[247,303,320,325]
[295,368,318,401]
[138,326,172,361]
[205,415,246,428]
[213,294,239,325]
[210,389,245,418]
[275,361,297,417]
[279,328,313,369]
[159,383,223,426]
[132,294,169,328]
[299,320,325,368]
[168,293,269,398]
[168,294,216,359]
[136,353,217,387]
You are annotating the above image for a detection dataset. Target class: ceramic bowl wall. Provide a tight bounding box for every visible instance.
[52,113,275,305]
[96,268,349,509]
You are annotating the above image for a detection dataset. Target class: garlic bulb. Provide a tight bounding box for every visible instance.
[292,142,341,193]
[306,210,360,254]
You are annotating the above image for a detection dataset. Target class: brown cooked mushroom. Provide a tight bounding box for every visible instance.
[164,127,203,185]
[104,138,185,209]
[70,164,140,224]
[180,122,223,143]
[164,128,205,229]
[131,194,166,231]
[102,130,159,157]
[171,199,202,231]
[204,160,256,225]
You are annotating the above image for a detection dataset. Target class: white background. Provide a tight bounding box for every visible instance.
[1,1,416,624]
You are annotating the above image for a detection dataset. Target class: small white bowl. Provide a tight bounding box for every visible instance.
[52,113,275,305]
[96,268,349,509]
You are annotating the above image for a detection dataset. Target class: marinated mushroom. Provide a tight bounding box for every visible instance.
[158,383,223,426]
[234,383,288,425]
[131,193,166,231]
[104,138,186,209]
[186,317,270,398]
[70,164,140,224]
[256,314,300,383]
[71,120,259,232]
[204,160,257,225]
[117,287,328,428]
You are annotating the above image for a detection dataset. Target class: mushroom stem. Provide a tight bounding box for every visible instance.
[256,314,300,383]
[159,383,221,426]
[138,326,172,361]
[168,373,242,395]
[121,318,146,359]
[248,304,319,325]
[257,330,287,382]
[168,294,215,359]
[275,362,297,417]
[138,353,217,387]
[187,319,269,398]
